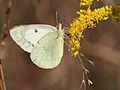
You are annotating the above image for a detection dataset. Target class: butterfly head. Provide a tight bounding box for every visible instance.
[56,23,64,38]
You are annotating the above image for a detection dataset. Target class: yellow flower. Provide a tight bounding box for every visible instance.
[68,0,112,57]
[80,0,103,7]
[80,0,93,7]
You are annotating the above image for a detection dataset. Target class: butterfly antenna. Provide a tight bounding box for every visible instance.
[55,11,62,30]
[55,11,59,26]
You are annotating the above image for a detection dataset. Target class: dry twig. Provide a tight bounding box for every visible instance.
[0,0,12,90]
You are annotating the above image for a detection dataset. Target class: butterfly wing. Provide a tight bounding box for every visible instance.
[30,31,64,69]
[10,24,56,53]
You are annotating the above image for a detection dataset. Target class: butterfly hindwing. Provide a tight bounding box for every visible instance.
[30,31,64,69]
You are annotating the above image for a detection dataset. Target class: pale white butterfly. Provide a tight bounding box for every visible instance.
[10,24,64,69]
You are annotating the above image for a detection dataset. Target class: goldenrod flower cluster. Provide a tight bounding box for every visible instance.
[68,0,112,57]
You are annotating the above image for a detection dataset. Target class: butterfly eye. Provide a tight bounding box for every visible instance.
[34,29,38,33]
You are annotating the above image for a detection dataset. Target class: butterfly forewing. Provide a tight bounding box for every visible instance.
[10,24,56,53]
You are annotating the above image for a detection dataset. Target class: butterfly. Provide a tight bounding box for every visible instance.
[10,24,64,69]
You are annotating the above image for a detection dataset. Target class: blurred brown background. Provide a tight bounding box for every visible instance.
[0,0,120,90]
